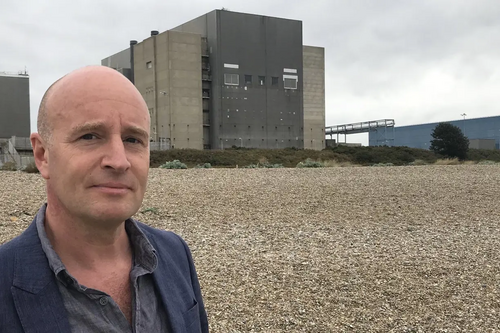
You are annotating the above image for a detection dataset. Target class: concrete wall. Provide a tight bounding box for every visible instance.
[101,48,130,70]
[303,46,325,150]
[133,31,203,149]
[469,139,496,150]
[172,11,218,149]
[101,48,133,81]
[217,11,304,149]
[173,10,305,149]
[171,11,210,37]
[0,75,30,138]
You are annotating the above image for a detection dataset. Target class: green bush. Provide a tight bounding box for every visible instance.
[296,158,323,168]
[22,162,40,173]
[326,145,437,166]
[0,161,17,171]
[244,162,283,168]
[159,160,187,169]
[260,162,284,168]
[467,149,500,162]
[430,122,469,160]
[195,163,212,168]
[244,164,259,168]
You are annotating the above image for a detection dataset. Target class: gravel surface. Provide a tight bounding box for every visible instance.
[1,166,500,332]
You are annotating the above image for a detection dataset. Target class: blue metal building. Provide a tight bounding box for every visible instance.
[369,115,500,149]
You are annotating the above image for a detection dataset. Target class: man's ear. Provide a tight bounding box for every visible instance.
[30,133,50,179]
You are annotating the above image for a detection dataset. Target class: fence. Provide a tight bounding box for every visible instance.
[0,154,34,169]
[9,137,32,150]
[150,142,171,151]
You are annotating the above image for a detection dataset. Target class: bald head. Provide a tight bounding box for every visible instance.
[37,66,148,144]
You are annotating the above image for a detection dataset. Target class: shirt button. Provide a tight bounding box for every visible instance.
[99,297,109,306]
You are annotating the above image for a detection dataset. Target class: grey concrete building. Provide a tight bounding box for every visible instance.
[102,9,325,150]
[0,72,30,139]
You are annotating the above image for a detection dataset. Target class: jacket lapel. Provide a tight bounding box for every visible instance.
[11,222,71,333]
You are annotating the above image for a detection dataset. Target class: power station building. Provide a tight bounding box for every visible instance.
[102,10,325,150]
[0,72,30,139]
[369,115,500,150]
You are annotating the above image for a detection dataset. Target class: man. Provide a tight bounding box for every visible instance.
[0,66,209,333]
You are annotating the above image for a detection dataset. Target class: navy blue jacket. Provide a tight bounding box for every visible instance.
[0,219,209,333]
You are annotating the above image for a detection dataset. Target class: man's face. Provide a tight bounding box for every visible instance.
[44,81,150,226]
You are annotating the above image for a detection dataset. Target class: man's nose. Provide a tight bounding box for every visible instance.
[101,137,131,172]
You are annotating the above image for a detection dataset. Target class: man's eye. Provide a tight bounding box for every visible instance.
[81,134,97,140]
[125,137,141,144]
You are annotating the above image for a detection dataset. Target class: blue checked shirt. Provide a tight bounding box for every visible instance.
[35,205,170,333]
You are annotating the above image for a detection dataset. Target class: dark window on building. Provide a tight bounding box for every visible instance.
[245,75,252,85]
[258,76,266,86]
[146,61,152,69]
[271,76,279,86]
[284,77,298,89]
[224,73,239,85]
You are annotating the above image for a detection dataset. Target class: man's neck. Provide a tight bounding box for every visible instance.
[44,204,132,272]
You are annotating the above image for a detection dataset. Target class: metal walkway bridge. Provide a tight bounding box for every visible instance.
[325,119,395,146]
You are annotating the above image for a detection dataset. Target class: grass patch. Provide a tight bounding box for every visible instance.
[0,162,17,171]
[321,160,357,167]
[140,207,159,214]
[371,163,395,167]
[434,158,461,165]
[477,160,499,165]
[408,159,428,166]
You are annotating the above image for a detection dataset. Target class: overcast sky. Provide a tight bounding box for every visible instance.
[2,0,499,144]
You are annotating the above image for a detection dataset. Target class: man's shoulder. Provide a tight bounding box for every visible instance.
[0,223,37,290]
[134,221,191,258]
[0,235,21,261]
[135,221,185,245]
[0,223,37,261]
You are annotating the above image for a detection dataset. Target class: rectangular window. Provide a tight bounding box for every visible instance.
[258,76,266,86]
[284,77,298,90]
[271,76,279,86]
[146,61,152,69]
[224,63,239,69]
[224,73,239,85]
[244,75,252,85]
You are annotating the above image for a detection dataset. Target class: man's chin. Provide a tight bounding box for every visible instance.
[87,204,139,225]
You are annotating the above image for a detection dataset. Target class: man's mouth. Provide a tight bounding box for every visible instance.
[93,182,132,194]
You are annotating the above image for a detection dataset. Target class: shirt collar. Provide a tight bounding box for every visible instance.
[35,204,158,283]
